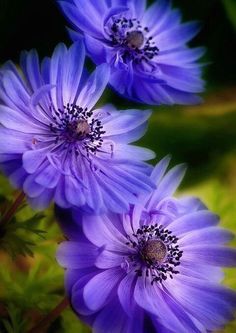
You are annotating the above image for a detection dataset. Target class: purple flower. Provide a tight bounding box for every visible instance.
[58,0,205,105]
[0,41,155,213]
[57,156,236,333]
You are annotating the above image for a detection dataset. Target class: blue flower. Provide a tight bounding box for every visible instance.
[58,0,205,105]
[0,41,155,212]
[57,157,236,333]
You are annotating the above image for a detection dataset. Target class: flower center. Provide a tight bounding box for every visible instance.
[75,119,91,138]
[108,16,159,64]
[141,239,167,265]
[125,224,183,284]
[49,104,105,155]
[64,119,91,142]
[126,30,144,49]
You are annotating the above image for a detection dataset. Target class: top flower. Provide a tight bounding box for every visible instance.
[0,41,155,213]
[58,0,205,105]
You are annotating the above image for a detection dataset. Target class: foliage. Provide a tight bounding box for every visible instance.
[1,304,27,333]
[0,212,46,258]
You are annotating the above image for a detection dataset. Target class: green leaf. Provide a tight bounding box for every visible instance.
[1,303,27,333]
[0,212,46,258]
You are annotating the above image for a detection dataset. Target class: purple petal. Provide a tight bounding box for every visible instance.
[143,0,171,32]
[134,278,198,332]
[157,47,206,66]
[147,163,186,209]
[58,1,104,38]
[95,249,123,269]
[156,22,201,51]
[9,167,27,188]
[0,105,44,133]
[131,77,175,105]
[182,245,236,267]
[77,63,110,111]
[132,0,146,18]
[35,163,60,189]
[163,86,203,105]
[179,264,224,283]
[23,174,45,198]
[165,275,236,331]
[49,43,67,110]
[27,188,54,210]
[22,147,50,174]
[85,35,107,64]
[168,210,219,235]
[64,175,86,207]
[92,296,129,333]
[179,227,234,246]
[177,196,207,212]
[20,49,43,92]
[61,40,85,104]
[150,155,171,184]
[159,65,205,93]
[0,128,30,154]
[56,241,99,268]
[83,214,129,252]
[112,144,155,161]
[1,70,30,113]
[118,273,137,315]
[83,268,124,311]
[54,178,71,208]
[70,268,98,315]
[103,109,151,137]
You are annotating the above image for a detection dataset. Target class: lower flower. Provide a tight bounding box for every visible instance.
[56,157,236,333]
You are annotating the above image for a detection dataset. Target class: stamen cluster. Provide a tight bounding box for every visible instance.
[49,103,105,155]
[126,224,183,284]
[108,17,159,64]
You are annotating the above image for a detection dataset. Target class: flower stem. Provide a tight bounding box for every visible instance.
[1,191,25,225]
[28,297,70,333]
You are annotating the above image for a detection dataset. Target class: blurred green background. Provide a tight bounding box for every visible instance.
[0,0,236,332]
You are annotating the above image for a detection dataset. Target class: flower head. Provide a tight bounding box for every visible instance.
[0,41,155,213]
[57,156,236,333]
[58,0,205,105]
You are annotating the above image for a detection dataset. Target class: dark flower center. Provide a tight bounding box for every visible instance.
[75,119,91,138]
[63,119,90,142]
[141,239,167,265]
[126,30,144,49]
[126,224,183,284]
[49,104,105,155]
[108,16,159,64]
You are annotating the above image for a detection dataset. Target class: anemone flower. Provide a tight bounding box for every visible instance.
[58,0,205,105]
[0,41,155,213]
[57,156,236,333]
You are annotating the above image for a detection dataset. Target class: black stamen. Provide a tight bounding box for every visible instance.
[126,224,182,284]
[49,104,106,155]
[108,17,159,64]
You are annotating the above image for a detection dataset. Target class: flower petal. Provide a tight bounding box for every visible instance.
[57,241,99,269]
[83,268,124,311]
[168,210,219,235]
[182,246,236,267]
[77,63,110,111]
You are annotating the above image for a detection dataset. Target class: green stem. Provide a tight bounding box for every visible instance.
[28,297,70,333]
[1,191,25,225]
